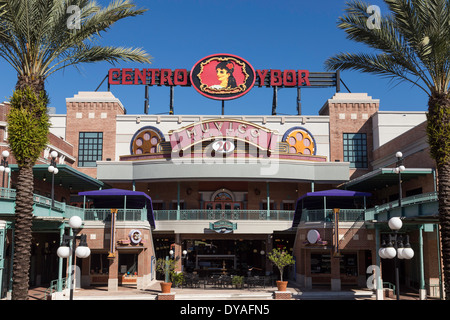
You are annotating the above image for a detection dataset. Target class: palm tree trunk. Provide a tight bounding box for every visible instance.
[427,92,450,300]
[438,162,450,300]
[11,160,34,300]
[9,76,47,300]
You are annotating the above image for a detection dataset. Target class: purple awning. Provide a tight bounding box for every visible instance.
[296,189,372,202]
[79,188,155,227]
[292,189,371,227]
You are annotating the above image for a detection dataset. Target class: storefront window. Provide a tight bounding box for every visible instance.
[119,253,138,275]
[340,253,358,276]
[310,253,331,274]
[90,253,109,274]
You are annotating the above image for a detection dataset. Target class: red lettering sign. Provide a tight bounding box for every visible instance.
[256,69,269,87]
[160,69,173,86]
[270,70,283,86]
[174,69,188,86]
[108,68,121,85]
[298,70,310,86]
[107,65,314,89]
[122,68,133,85]
[284,70,297,86]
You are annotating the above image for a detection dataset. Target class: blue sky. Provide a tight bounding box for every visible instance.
[0,0,430,115]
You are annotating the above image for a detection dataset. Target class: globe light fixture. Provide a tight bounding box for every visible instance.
[0,150,9,187]
[379,217,414,300]
[378,247,387,259]
[394,151,406,208]
[57,216,90,300]
[48,150,59,207]
[57,245,72,259]
[388,217,403,231]
[69,215,83,229]
[75,245,91,259]
[384,244,397,259]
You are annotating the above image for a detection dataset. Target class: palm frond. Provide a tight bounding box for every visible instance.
[325,0,450,95]
[326,51,430,94]
[0,0,151,82]
[45,45,150,76]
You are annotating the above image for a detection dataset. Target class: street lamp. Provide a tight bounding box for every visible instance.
[57,216,90,300]
[48,150,59,207]
[0,150,10,188]
[394,151,406,207]
[378,217,414,300]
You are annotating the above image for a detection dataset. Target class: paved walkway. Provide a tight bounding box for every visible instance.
[38,281,376,300]
[26,281,440,301]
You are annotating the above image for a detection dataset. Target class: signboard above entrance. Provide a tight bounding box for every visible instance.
[209,220,237,234]
[105,53,341,114]
[107,54,340,94]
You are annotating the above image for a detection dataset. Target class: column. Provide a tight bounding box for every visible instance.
[81,256,90,288]
[375,225,384,300]
[35,238,43,286]
[177,182,180,220]
[265,235,272,275]
[419,225,426,300]
[0,221,6,298]
[266,182,270,219]
[304,250,312,289]
[331,254,341,291]
[137,249,145,290]
[57,223,65,292]
[174,234,182,272]
[108,252,119,291]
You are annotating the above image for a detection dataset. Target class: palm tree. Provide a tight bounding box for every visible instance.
[0,0,151,300]
[325,0,450,299]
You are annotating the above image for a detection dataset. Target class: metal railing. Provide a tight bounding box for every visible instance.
[154,209,295,221]
[45,277,68,298]
[365,192,438,220]
[300,209,364,222]
[83,208,145,222]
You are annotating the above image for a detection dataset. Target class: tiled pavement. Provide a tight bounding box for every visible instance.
[23,281,440,301]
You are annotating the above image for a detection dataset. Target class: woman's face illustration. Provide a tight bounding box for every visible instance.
[216,68,229,82]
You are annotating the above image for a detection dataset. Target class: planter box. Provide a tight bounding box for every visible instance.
[274,291,292,300]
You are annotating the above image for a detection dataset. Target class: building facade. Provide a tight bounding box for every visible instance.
[0,89,443,299]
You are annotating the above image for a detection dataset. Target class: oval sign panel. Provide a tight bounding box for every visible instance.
[212,140,235,154]
[190,53,256,101]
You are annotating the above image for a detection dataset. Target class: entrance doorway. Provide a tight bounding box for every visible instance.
[204,189,242,210]
[182,239,266,277]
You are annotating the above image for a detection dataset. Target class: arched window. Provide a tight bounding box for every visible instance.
[130,126,165,155]
[282,127,316,155]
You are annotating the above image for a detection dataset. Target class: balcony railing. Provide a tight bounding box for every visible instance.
[154,209,295,221]
[365,191,438,220]
[83,208,145,222]
[0,187,440,224]
[300,209,365,222]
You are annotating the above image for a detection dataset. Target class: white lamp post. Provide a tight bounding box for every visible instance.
[379,217,414,300]
[0,150,10,188]
[394,152,405,207]
[57,216,90,300]
[48,151,59,207]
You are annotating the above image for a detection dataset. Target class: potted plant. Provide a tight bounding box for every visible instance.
[171,271,184,288]
[232,275,244,289]
[156,257,177,293]
[267,248,295,291]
